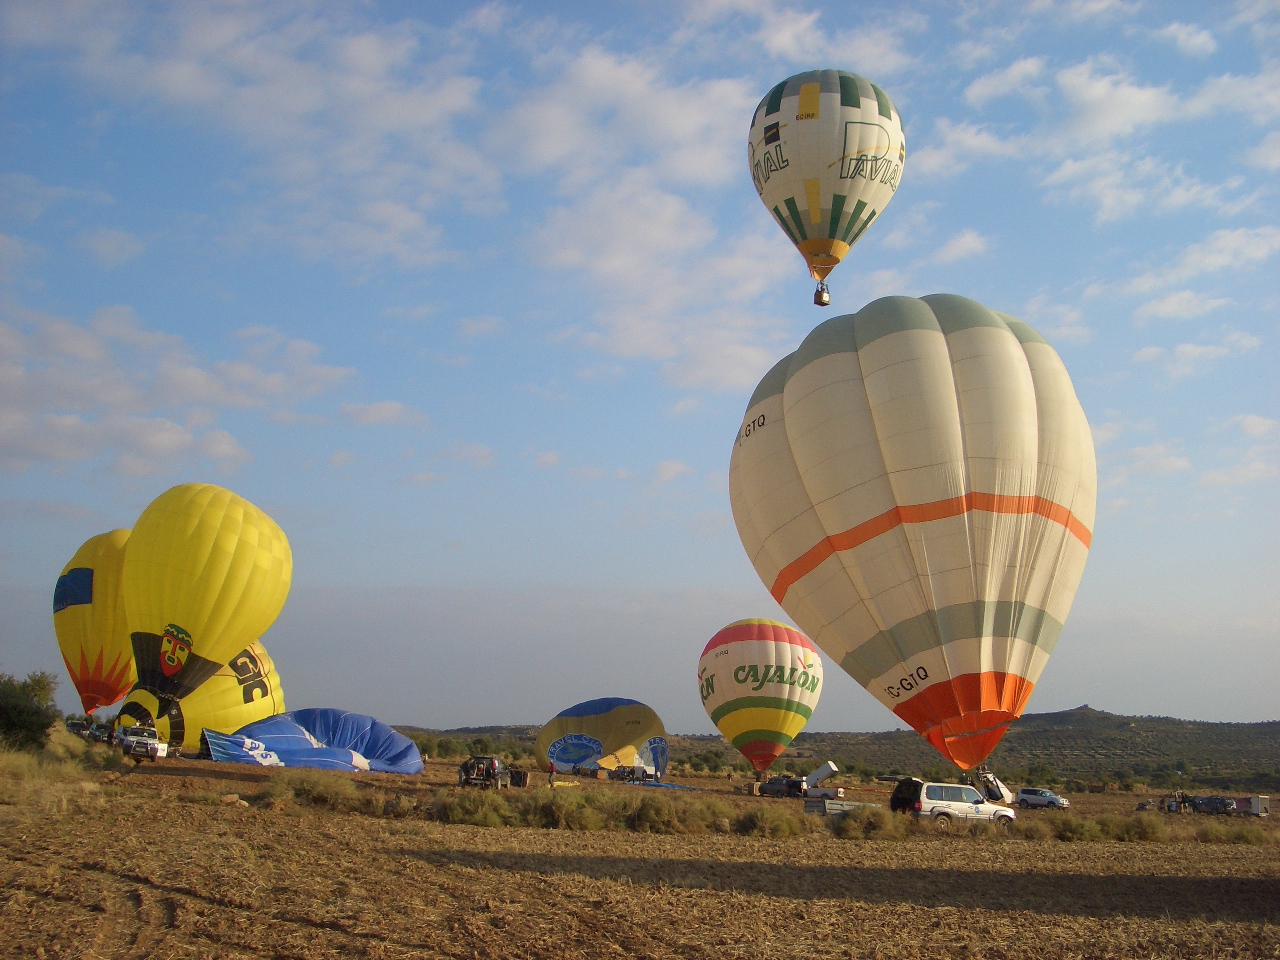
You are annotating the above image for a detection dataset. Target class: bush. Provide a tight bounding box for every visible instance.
[734,806,814,838]
[432,789,512,827]
[280,769,361,810]
[829,806,909,840]
[1045,813,1103,842]
[0,672,61,751]
[1195,821,1272,846]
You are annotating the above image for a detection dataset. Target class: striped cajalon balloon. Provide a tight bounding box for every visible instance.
[698,619,822,772]
[730,295,1096,769]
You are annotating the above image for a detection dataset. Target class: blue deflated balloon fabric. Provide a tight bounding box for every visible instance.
[203,707,423,774]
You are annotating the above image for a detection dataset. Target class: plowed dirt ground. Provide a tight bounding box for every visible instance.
[2,758,1277,959]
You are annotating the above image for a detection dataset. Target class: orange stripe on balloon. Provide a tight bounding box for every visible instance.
[769,493,1091,603]
[700,620,818,657]
[892,671,1036,770]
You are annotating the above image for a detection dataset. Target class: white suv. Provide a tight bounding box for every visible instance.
[1016,787,1070,810]
[890,778,1016,832]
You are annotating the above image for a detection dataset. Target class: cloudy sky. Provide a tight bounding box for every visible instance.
[2,0,1276,734]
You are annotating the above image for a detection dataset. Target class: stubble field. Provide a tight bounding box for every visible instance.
[2,755,1278,959]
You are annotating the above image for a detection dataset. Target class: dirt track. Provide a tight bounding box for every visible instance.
[2,760,1278,959]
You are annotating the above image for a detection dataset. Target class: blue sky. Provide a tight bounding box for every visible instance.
[1,0,1276,733]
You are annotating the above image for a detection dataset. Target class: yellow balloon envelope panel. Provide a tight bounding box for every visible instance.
[730,295,1097,770]
[749,70,905,289]
[116,640,285,750]
[52,529,137,714]
[535,698,669,777]
[698,619,822,772]
[123,483,292,703]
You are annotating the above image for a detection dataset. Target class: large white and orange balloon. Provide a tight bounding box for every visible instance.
[698,619,822,772]
[730,295,1096,769]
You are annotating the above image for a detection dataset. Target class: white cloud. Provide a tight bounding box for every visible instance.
[2,3,499,268]
[651,460,695,488]
[932,229,988,263]
[1128,442,1192,474]
[1133,332,1259,378]
[1246,131,1280,170]
[329,449,353,467]
[1226,414,1277,437]
[1056,60,1183,141]
[79,228,144,268]
[448,442,495,468]
[533,451,559,468]
[0,303,353,474]
[341,400,427,426]
[1199,447,1279,486]
[1123,227,1280,294]
[667,397,701,416]
[910,119,1023,178]
[744,7,920,76]
[1023,294,1093,345]
[1134,290,1230,322]
[965,57,1045,106]
[1154,22,1217,58]
[571,466,606,481]
[1042,151,1254,224]
[458,316,505,338]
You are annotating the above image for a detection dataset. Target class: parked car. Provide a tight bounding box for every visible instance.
[758,775,805,798]
[458,755,511,789]
[64,719,88,736]
[889,777,1017,832]
[1016,787,1071,810]
[117,726,168,763]
[87,722,113,743]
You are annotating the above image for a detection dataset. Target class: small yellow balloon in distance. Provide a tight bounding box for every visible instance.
[53,529,136,714]
[123,483,292,702]
[698,619,822,772]
[749,70,905,292]
[116,640,285,750]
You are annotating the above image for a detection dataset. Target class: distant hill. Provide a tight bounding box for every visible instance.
[400,706,1280,791]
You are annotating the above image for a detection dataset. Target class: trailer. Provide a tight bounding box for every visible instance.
[804,798,883,817]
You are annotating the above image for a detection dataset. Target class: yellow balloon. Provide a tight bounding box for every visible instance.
[116,640,286,750]
[53,530,137,714]
[123,483,292,702]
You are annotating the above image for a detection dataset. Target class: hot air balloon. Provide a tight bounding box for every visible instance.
[729,295,1096,770]
[53,530,137,714]
[123,483,292,706]
[535,698,669,777]
[749,69,905,306]
[204,708,423,775]
[698,619,822,772]
[116,640,285,750]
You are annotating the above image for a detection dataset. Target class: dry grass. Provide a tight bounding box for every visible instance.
[2,756,1277,958]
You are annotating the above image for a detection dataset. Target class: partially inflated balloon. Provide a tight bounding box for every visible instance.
[116,640,285,750]
[698,619,822,772]
[749,70,905,289]
[123,484,292,703]
[535,698,669,777]
[53,530,136,713]
[730,295,1096,769]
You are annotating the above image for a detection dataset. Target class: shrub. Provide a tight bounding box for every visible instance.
[734,806,813,838]
[829,806,908,840]
[1046,813,1103,842]
[1011,818,1054,841]
[431,789,512,827]
[280,769,361,810]
[1195,821,1272,846]
[0,672,61,751]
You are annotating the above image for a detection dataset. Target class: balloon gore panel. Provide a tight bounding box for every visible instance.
[204,708,423,775]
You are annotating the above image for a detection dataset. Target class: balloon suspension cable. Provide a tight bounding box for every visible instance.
[813,281,831,307]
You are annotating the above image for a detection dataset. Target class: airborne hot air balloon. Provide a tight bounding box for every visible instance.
[730,295,1096,770]
[52,529,136,714]
[535,698,669,777]
[116,640,285,750]
[123,483,292,707]
[749,69,905,306]
[698,619,822,772]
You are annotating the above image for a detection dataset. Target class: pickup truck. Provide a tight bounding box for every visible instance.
[118,726,168,763]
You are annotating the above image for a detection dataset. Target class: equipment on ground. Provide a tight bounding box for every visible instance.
[458,755,511,789]
[698,619,822,773]
[730,295,1096,770]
